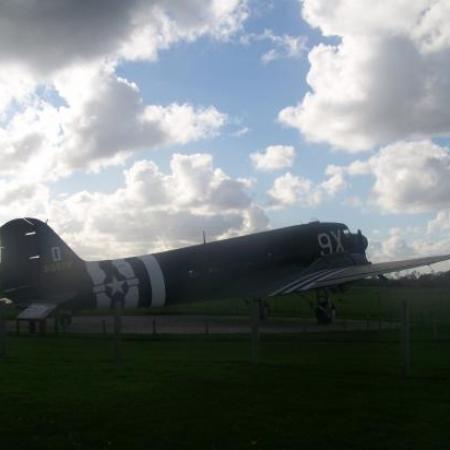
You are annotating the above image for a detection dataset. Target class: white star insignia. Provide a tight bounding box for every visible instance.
[107,276,125,296]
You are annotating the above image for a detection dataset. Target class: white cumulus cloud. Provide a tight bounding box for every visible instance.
[368,227,450,269]
[37,153,269,259]
[0,0,248,77]
[241,29,308,64]
[0,0,245,177]
[268,172,313,206]
[331,140,450,214]
[267,168,346,208]
[0,0,255,260]
[0,65,227,178]
[279,0,450,151]
[250,145,296,171]
[0,0,247,115]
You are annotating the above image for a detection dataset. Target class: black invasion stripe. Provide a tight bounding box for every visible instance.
[126,257,152,308]
[79,263,98,310]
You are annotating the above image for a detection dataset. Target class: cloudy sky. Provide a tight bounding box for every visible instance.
[1,0,450,263]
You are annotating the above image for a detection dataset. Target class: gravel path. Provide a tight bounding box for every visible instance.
[9,314,399,335]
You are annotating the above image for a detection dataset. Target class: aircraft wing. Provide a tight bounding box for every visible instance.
[269,254,450,296]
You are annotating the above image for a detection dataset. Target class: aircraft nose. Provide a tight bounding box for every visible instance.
[357,229,368,251]
[361,234,368,251]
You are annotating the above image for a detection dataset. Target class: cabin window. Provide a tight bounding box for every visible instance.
[51,246,62,262]
[188,268,200,279]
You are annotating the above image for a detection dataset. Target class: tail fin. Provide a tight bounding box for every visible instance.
[0,218,82,301]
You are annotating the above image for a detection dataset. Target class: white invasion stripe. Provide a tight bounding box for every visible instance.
[140,255,166,307]
[270,269,330,296]
[283,272,329,294]
[85,262,109,308]
[282,269,329,290]
[295,267,348,292]
[284,269,337,294]
[85,261,107,286]
[298,268,348,292]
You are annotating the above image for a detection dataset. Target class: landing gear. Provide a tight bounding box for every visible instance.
[258,299,270,321]
[314,289,336,324]
[246,299,270,321]
[59,311,72,328]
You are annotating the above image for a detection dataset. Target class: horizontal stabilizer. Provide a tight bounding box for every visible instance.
[17,303,58,320]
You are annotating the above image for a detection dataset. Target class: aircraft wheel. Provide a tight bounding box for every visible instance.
[59,312,72,327]
[314,289,335,324]
[315,303,332,324]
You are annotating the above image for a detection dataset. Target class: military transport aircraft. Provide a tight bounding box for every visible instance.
[1,217,449,324]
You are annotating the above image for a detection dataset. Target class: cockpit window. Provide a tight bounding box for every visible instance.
[343,227,350,235]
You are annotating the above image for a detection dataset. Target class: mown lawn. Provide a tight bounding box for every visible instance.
[1,332,450,450]
[115,285,450,326]
[5,286,450,326]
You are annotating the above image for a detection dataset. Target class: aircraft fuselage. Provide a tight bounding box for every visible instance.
[0,218,368,310]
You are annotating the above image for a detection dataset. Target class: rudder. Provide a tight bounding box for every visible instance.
[0,218,82,303]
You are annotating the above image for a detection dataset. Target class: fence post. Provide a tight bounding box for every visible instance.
[113,300,122,367]
[250,299,260,364]
[377,290,382,331]
[401,299,411,378]
[0,305,6,359]
[430,309,438,341]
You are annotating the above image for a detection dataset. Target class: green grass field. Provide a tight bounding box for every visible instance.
[5,286,450,324]
[143,285,450,324]
[2,285,450,449]
[2,331,450,450]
